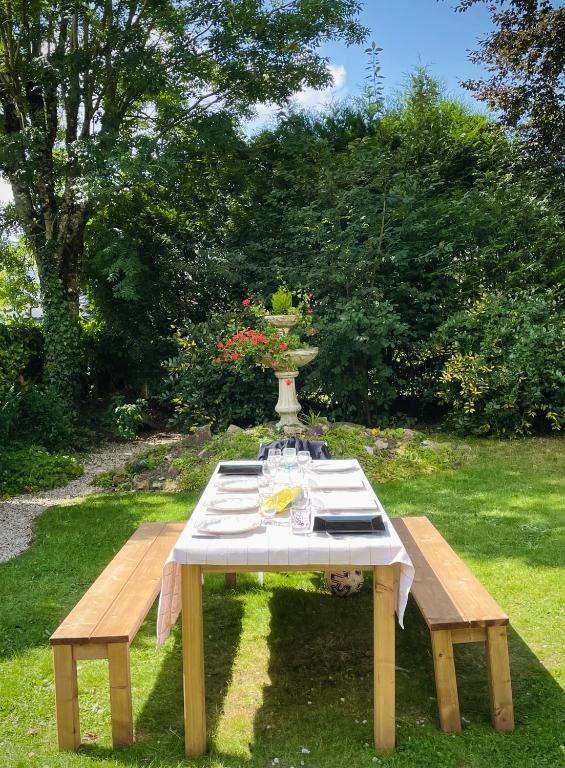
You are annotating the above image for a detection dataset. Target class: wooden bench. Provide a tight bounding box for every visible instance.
[50,521,184,751]
[393,516,514,734]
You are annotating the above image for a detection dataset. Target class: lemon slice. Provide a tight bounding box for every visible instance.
[265,486,302,514]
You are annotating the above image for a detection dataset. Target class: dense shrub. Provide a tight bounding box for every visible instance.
[434,292,565,436]
[0,318,43,396]
[14,384,76,451]
[162,315,278,431]
[0,445,83,499]
[103,396,147,440]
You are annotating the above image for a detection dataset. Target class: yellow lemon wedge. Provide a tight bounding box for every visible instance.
[265,486,302,514]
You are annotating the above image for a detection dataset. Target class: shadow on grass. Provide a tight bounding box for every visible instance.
[247,584,565,765]
[81,577,247,766]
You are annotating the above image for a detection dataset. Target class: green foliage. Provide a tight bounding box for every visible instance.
[0,445,83,499]
[271,287,294,314]
[162,314,278,431]
[173,422,466,495]
[434,292,565,436]
[104,397,147,441]
[14,385,76,451]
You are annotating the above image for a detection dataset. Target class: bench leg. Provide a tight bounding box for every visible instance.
[486,626,514,731]
[108,643,134,747]
[431,630,461,733]
[53,645,81,750]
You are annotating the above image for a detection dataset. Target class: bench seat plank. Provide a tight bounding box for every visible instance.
[91,522,184,644]
[51,522,184,645]
[393,517,508,630]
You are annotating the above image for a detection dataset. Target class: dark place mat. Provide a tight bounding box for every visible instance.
[313,514,386,535]
[218,463,263,476]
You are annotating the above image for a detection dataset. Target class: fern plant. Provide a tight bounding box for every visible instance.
[271,287,293,314]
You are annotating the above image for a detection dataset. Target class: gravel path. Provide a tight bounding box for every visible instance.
[0,432,182,564]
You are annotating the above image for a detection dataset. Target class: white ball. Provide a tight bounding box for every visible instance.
[326,570,364,597]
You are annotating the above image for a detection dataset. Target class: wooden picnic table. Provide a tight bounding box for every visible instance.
[157,459,414,755]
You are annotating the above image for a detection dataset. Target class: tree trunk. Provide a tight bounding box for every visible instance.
[30,206,87,412]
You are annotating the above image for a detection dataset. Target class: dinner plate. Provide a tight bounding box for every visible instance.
[207,496,259,513]
[311,460,358,474]
[216,477,258,493]
[197,514,262,536]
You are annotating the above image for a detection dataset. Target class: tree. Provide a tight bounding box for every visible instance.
[0,0,365,408]
[456,0,565,165]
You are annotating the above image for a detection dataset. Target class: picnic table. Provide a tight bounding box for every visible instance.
[157,459,414,755]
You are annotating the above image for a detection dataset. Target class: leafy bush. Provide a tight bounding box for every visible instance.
[434,292,565,436]
[162,314,278,431]
[0,318,43,396]
[104,397,147,440]
[12,384,76,451]
[0,446,83,499]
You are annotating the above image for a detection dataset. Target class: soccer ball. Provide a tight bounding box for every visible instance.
[326,570,364,597]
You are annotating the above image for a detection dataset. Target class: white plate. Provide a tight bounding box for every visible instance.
[216,477,258,493]
[312,460,358,474]
[207,496,259,513]
[197,514,262,536]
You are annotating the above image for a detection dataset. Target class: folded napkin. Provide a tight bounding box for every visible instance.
[309,475,366,491]
[312,490,377,513]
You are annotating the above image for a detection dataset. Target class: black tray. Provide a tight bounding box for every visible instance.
[313,514,386,535]
[218,463,263,476]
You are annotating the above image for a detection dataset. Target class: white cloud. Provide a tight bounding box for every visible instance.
[0,176,12,205]
[247,63,348,134]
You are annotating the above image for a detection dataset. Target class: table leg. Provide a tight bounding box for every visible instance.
[182,564,206,756]
[373,565,396,751]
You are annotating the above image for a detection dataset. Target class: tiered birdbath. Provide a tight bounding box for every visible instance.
[264,314,318,427]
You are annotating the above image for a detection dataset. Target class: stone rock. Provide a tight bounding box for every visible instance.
[163,479,179,492]
[167,464,181,478]
[133,476,152,490]
[151,480,164,490]
[227,424,243,434]
[422,439,442,449]
[400,429,417,441]
[197,449,211,461]
[180,425,212,450]
[374,438,389,450]
[363,446,375,456]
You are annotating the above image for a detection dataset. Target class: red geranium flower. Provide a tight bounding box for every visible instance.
[246,329,254,337]
[307,328,316,335]
[285,378,293,385]
[280,342,288,351]
[242,298,251,306]
[215,357,221,364]
[231,351,239,360]
[258,334,267,344]
[307,308,313,314]
[217,341,224,348]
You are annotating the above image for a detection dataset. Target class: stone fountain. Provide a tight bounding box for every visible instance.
[264,314,318,427]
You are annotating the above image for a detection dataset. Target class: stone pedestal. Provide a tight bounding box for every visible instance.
[274,371,301,427]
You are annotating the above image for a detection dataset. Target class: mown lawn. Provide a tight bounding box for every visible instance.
[0,437,564,768]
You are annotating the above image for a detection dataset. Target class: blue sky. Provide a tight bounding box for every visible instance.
[323,0,494,106]
[251,0,494,130]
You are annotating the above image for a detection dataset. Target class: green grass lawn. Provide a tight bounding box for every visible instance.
[1,437,564,768]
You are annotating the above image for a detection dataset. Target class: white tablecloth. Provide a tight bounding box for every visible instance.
[157,460,414,647]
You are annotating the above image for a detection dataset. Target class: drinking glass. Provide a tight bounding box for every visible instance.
[297,450,312,473]
[283,446,297,470]
[290,499,311,535]
[262,460,276,480]
[267,448,282,468]
[257,477,277,522]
